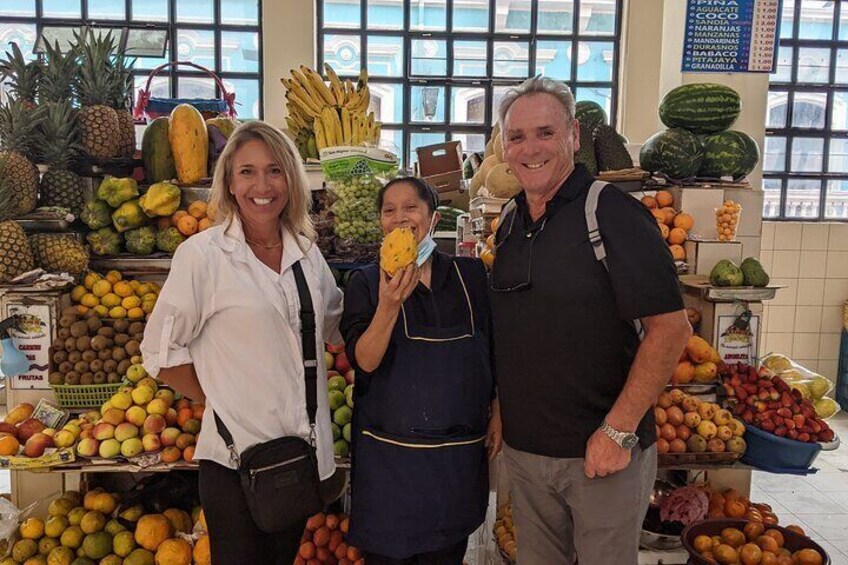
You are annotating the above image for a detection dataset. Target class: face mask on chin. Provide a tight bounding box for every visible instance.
[416,212,438,266]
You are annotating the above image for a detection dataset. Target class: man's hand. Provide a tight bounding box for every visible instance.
[584,427,631,478]
[486,398,503,460]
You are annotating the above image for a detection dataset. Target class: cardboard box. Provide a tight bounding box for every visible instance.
[668,186,725,240]
[683,294,763,366]
[684,240,743,275]
[417,141,463,194]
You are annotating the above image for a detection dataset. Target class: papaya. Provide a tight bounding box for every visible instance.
[693,361,718,383]
[168,105,208,185]
[141,117,177,183]
[205,117,238,139]
[686,335,714,364]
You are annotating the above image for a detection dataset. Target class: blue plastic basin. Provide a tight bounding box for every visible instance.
[741,422,822,474]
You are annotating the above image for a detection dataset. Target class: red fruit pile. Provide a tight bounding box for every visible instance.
[295,512,364,565]
[721,363,835,443]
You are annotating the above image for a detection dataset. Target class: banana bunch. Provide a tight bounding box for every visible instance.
[282,63,382,160]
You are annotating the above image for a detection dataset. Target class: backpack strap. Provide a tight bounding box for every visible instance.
[494,199,518,245]
[584,181,645,340]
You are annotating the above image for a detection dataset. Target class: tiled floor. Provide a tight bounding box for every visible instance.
[752,412,848,565]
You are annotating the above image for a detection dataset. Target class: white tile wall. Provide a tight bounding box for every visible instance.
[761,221,848,383]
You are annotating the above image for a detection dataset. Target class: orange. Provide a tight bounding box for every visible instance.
[198,218,213,232]
[172,210,188,224]
[659,223,670,240]
[694,535,714,553]
[154,537,192,565]
[651,209,666,223]
[744,521,765,541]
[134,514,173,551]
[305,513,326,532]
[0,434,20,456]
[784,525,805,536]
[714,544,738,565]
[793,548,823,565]
[176,215,198,236]
[724,499,747,519]
[656,190,674,207]
[763,529,784,548]
[760,551,778,565]
[193,534,210,565]
[299,541,316,560]
[674,212,695,231]
[722,528,746,548]
[739,543,762,565]
[756,535,779,554]
[660,206,677,226]
[188,201,208,219]
[313,526,331,547]
[673,361,695,385]
[641,195,658,209]
[668,227,688,245]
[669,244,686,261]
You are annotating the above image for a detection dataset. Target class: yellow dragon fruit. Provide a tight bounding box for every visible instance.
[380,227,417,276]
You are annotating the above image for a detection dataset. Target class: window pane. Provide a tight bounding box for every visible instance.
[785,179,821,218]
[132,0,168,21]
[797,0,833,40]
[763,178,782,218]
[833,92,848,129]
[221,0,259,25]
[781,0,795,39]
[43,0,80,18]
[134,75,170,104]
[453,40,487,77]
[323,0,361,30]
[379,128,404,161]
[178,75,215,98]
[536,40,572,80]
[0,0,34,16]
[797,47,830,83]
[368,0,403,30]
[767,91,788,128]
[411,85,445,122]
[772,45,793,82]
[790,137,824,172]
[88,0,125,19]
[133,47,169,70]
[220,31,259,73]
[411,39,447,76]
[492,85,517,124]
[411,132,448,164]
[495,0,531,33]
[323,34,361,75]
[369,82,404,124]
[0,24,37,62]
[764,136,787,172]
[177,29,215,69]
[577,41,614,81]
[579,0,617,35]
[574,87,612,119]
[825,180,848,219]
[829,139,848,173]
[452,132,486,155]
[367,35,404,77]
[225,78,260,119]
[453,0,489,32]
[836,49,848,83]
[493,41,529,78]
[792,92,827,128]
[451,87,486,124]
[841,0,848,39]
[176,0,213,24]
[410,0,446,31]
[537,0,573,34]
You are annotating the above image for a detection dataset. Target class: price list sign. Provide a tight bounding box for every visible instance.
[682,0,782,73]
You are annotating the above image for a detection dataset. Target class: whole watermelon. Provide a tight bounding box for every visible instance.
[659,83,741,134]
[699,130,760,180]
[575,100,608,132]
[639,129,703,180]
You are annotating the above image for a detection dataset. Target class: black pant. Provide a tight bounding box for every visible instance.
[199,459,305,565]
[364,538,469,565]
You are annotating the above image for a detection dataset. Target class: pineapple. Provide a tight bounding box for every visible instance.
[75,30,120,160]
[37,100,86,215]
[0,42,41,108]
[0,100,43,216]
[0,157,35,282]
[109,48,137,158]
[28,233,89,274]
[37,40,78,104]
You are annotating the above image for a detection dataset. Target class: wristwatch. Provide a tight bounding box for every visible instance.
[600,420,639,449]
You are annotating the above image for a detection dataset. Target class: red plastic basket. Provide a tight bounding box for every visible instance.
[133,61,237,122]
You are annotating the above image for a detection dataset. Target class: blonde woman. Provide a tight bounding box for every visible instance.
[141,121,344,564]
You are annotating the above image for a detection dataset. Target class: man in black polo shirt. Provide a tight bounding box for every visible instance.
[490,76,692,564]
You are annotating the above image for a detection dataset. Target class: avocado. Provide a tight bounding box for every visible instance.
[594,124,634,171]
[740,257,770,287]
[709,259,744,287]
[575,124,598,176]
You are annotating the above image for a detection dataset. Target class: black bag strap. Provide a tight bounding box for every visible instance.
[215,259,319,466]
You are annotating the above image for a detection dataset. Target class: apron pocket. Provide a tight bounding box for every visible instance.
[350,428,488,557]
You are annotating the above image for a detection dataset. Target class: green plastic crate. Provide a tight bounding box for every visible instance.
[50,382,124,409]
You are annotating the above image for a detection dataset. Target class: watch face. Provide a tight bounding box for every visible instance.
[623,435,639,449]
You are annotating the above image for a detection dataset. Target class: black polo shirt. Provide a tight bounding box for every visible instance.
[489,165,684,458]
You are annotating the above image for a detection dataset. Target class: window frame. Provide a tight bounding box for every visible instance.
[0,0,264,120]
[317,0,624,166]
[765,0,848,221]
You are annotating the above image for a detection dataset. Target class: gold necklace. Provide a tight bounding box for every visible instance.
[245,237,282,249]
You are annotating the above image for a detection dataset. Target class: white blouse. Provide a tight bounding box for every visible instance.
[140,216,344,479]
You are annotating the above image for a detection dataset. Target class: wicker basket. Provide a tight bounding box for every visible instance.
[50,382,125,409]
[133,61,236,122]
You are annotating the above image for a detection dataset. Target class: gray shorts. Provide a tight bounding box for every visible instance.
[502,442,657,565]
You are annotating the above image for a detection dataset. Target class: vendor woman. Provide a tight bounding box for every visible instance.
[340,177,501,564]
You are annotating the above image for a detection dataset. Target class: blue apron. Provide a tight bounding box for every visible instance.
[348,262,492,559]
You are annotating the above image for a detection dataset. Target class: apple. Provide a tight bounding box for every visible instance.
[114,423,139,442]
[328,390,345,411]
[54,430,76,449]
[182,419,201,435]
[131,386,154,406]
[82,411,101,424]
[142,433,162,453]
[125,406,147,427]
[102,408,126,426]
[326,343,345,354]
[344,370,355,385]
[24,433,53,458]
[99,438,121,458]
[76,437,100,457]
[62,423,81,438]
[110,392,133,411]
[155,389,175,408]
[136,377,159,393]
[92,423,115,441]
[17,418,46,442]
[146,399,169,416]
[143,414,166,435]
[334,352,351,374]
[160,428,181,447]
[176,433,196,450]
[328,376,347,393]
[120,438,143,458]
[324,351,335,370]
[344,386,354,408]
[126,364,147,383]
[165,408,178,426]
[175,398,190,411]
[0,422,19,438]
[42,428,56,438]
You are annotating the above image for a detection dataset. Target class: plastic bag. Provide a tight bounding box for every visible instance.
[760,353,834,401]
[0,497,20,558]
[813,396,842,420]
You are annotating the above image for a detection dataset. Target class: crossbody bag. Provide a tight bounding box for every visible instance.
[213,260,324,533]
